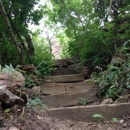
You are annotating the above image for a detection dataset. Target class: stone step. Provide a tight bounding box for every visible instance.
[44,74,85,83]
[51,68,78,76]
[41,87,98,107]
[46,103,130,123]
[54,59,67,66]
[53,59,74,66]
[41,82,95,95]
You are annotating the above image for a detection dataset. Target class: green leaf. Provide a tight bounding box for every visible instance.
[42,104,47,109]
[4,108,10,113]
[92,114,104,119]
[112,118,118,122]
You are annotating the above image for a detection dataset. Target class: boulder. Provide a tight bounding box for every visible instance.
[0,71,25,88]
[0,85,24,107]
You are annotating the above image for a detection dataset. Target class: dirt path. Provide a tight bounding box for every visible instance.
[1,107,130,130]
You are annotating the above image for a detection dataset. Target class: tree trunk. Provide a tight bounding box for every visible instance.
[0,0,23,64]
[25,36,34,56]
[7,14,33,63]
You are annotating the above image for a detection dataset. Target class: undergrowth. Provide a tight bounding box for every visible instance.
[99,40,130,100]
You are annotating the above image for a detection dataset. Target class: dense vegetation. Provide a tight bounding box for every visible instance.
[0,0,130,99]
[0,0,53,66]
[42,0,130,66]
[0,0,130,66]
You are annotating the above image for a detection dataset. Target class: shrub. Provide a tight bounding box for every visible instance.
[99,40,130,100]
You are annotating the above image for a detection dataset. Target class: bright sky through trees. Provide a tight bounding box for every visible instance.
[28,0,47,36]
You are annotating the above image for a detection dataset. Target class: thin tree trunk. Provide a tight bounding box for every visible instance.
[48,38,52,54]
[7,14,33,63]
[44,30,54,54]
[0,0,22,64]
[25,36,34,56]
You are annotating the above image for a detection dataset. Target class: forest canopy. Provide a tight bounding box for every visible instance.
[0,0,130,67]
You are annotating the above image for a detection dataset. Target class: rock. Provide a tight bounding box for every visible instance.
[8,127,19,130]
[10,105,19,113]
[2,84,27,104]
[25,87,41,95]
[0,85,24,107]
[0,71,25,88]
[0,71,27,107]
[22,64,36,73]
[119,119,124,123]
[101,98,113,104]
[32,86,41,93]
[13,89,27,104]
[82,68,89,79]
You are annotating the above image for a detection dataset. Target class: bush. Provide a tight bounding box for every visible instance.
[68,27,114,66]
[31,32,55,78]
[99,40,130,100]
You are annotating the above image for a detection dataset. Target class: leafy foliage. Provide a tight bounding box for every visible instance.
[0,0,44,65]
[24,74,36,88]
[57,32,71,59]
[27,98,47,109]
[1,64,15,73]
[112,118,118,122]
[78,98,86,106]
[92,114,104,122]
[99,41,130,100]
[31,30,55,77]
[42,0,130,67]
[40,0,130,100]
[4,108,11,117]
[92,114,104,119]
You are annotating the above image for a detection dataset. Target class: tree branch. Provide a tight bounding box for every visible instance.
[0,0,23,64]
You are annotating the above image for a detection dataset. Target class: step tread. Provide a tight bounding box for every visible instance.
[41,88,98,107]
[44,73,85,83]
[51,68,78,75]
[41,82,95,95]
[46,103,130,122]
[53,59,74,66]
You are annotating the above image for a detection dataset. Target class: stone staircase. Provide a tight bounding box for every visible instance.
[40,59,130,123]
[41,59,98,107]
